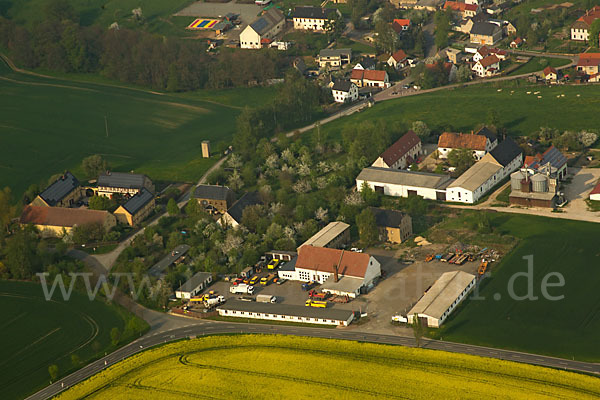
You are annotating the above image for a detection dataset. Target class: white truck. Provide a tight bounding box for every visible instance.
[204,295,225,308]
[256,294,277,303]
[230,284,254,295]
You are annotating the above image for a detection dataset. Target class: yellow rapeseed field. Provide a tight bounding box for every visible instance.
[57,335,600,399]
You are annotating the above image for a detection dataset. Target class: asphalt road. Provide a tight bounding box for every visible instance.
[26,320,600,400]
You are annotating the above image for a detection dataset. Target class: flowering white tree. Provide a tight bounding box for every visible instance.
[345,191,363,205]
[292,179,312,193]
[281,148,295,164]
[228,170,243,190]
[316,176,328,189]
[578,131,598,148]
[227,153,242,169]
[265,153,280,170]
[332,142,343,154]
[317,161,331,174]
[284,226,295,239]
[298,163,311,176]
[315,207,329,222]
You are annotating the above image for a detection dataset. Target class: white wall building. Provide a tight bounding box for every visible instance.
[437,130,497,160]
[372,130,422,170]
[292,6,340,31]
[407,271,476,328]
[331,80,359,103]
[240,8,285,49]
[175,272,213,299]
[356,167,454,201]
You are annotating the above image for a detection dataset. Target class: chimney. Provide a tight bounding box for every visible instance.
[334,250,344,282]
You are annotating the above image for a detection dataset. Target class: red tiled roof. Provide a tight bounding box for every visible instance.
[577,53,600,67]
[444,1,477,12]
[438,132,488,151]
[350,69,364,80]
[379,130,421,166]
[363,69,387,81]
[590,181,600,195]
[392,18,410,33]
[479,54,500,67]
[543,66,557,76]
[296,245,371,279]
[20,205,112,228]
[465,4,478,11]
[512,37,523,45]
[576,6,600,26]
[391,49,407,62]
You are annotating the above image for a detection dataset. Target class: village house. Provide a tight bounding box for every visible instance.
[372,130,422,170]
[30,171,82,208]
[470,21,503,45]
[292,6,340,31]
[576,53,600,77]
[589,181,600,201]
[437,129,497,160]
[387,49,408,69]
[317,48,352,69]
[353,57,377,70]
[331,80,359,103]
[444,1,480,18]
[284,245,381,298]
[240,8,286,49]
[193,184,235,214]
[542,66,559,83]
[350,69,390,88]
[446,137,523,204]
[446,48,465,64]
[96,172,154,198]
[392,18,411,33]
[510,37,523,48]
[524,145,568,180]
[369,207,413,244]
[571,6,600,41]
[113,188,155,226]
[20,205,116,238]
[219,191,261,228]
[472,46,507,63]
[472,54,500,77]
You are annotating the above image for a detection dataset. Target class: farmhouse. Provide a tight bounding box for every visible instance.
[289,245,381,298]
[472,46,506,63]
[470,22,502,45]
[113,188,155,226]
[589,181,600,201]
[97,172,154,198]
[299,221,350,250]
[350,69,390,88]
[193,184,235,214]
[392,18,411,33]
[524,145,568,180]
[407,270,476,328]
[509,169,560,208]
[149,244,191,277]
[369,207,413,244]
[437,130,497,160]
[571,6,600,41]
[472,54,500,77]
[240,8,286,49]
[356,167,454,201]
[219,191,261,228]
[446,137,523,204]
[543,66,559,83]
[217,299,355,326]
[353,57,376,70]
[20,205,116,238]
[510,37,523,48]
[444,1,480,18]
[292,6,340,31]
[175,271,213,299]
[331,80,359,103]
[387,49,408,69]
[576,53,600,76]
[317,48,352,69]
[372,130,422,170]
[30,171,82,207]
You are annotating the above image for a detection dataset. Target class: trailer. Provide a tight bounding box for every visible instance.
[256,294,277,303]
[305,299,327,308]
[260,273,275,286]
[441,253,454,262]
[204,295,225,308]
[308,289,328,300]
[230,284,255,295]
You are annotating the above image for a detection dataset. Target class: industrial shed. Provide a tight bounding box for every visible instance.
[356,167,454,201]
[298,221,350,250]
[217,300,355,326]
[176,271,213,299]
[407,271,476,328]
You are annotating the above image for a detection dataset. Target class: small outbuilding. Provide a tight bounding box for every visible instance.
[176,271,213,299]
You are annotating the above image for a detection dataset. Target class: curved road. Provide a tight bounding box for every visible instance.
[26,319,599,400]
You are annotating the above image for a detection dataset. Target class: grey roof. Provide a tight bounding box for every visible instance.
[279,256,297,271]
[357,57,376,69]
[448,161,502,191]
[193,184,232,201]
[509,191,557,201]
[177,271,212,294]
[217,299,354,322]
[489,137,522,167]
[470,21,501,36]
[475,127,497,143]
[319,48,351,58]
[539,146,567,170]
[369,207,409,228]
[332,80,354,92]
[122,188,154,215]
[250,8,285,35]
[408,271,476,320]
[97,172,150,190]
[300,221,350,248]
[356,167,455,190]
[292,6,338,19]
[320,276,364,294]
[39,171,79,206]
[149,244,191,277]
[226,192,261,223]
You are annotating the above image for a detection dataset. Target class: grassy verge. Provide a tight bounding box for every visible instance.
[507,57,571,77]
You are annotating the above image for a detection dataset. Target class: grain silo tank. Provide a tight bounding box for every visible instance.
[531,173,548,193]
[511,171,525,191]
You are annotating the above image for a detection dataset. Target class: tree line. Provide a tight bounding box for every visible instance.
[0,13,285,91]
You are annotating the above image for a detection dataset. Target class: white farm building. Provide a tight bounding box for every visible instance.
[407,270,476,328]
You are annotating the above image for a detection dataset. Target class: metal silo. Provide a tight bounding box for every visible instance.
[511,171,525,191]
[531,173,548,193]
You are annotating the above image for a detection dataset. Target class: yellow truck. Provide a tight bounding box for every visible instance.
[260,273,275,286]
[305,299,327,308]
[249,275,260,286]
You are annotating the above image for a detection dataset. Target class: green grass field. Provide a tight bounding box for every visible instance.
[507,57,571,76]
[320,83,600,140]
[430,213,600,362]
[0,56,277,197]
[0,280,147,399]
[57,335,600,399]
